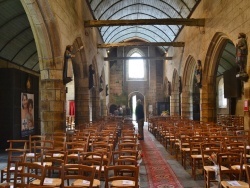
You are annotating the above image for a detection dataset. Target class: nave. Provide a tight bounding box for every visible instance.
[0,121,206,188]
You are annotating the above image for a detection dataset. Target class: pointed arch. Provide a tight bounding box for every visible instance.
[181,56,197,119]
[202,32,232,122]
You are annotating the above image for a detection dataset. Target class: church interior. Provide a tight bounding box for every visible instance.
[1,0,250,187]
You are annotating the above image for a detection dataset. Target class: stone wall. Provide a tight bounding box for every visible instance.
[164,0,250,128]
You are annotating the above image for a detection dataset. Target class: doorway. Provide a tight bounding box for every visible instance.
[128,92,145,121]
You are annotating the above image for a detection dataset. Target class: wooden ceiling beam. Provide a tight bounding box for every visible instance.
[104,56,172,61]
[98,42,184,48]
[85,18,205,27]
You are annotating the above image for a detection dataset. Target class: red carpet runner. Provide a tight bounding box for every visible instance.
[140,128,183,188]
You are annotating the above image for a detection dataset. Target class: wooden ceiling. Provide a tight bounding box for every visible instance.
[88,0,201,52]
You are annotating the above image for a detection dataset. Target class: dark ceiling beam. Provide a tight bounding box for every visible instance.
[104,56,172,61]
[85,18,205,27]
[98,42,184,48]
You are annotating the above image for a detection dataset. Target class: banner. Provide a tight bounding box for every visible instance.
[21,93,34,137]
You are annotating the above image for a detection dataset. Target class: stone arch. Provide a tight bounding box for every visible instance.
[22,1,65,134]
[182,56,197,119]
[202,32,231,122]
[170,69,180,116]
[127,48,146,57]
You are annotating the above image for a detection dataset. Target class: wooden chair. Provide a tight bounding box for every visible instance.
[1,140,29,183]
[31,165,62,187]
[189,137,204,180]
[104,165,139,188]
[61,164,96,188]
[200,142,222,188]
[13,162,45,187]
[218,152,248,188]
[1,148,27,183]
[79,152,103,186]
[65,141,88,164]
[178,136,190,169]
[30,140,54,167]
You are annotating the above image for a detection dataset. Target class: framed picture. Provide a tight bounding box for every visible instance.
[21,93,34,137]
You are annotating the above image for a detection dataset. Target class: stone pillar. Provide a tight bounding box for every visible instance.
[91,87,100,121]
[40,79,65,134]
[170,90,180,116]
[244,83,250,130]
[181,86,192,119]
[75,78,90,125]
[200,79,216,122]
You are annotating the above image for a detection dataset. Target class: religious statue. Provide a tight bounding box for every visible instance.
[106,84,109,96]
[89,64,95,89]
[236,33,249,81]
[195,60,202,88]
[99,75,104,92]
[63,45,83,85]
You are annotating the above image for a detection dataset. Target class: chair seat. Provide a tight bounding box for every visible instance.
[181,148,190,152]
[33,162,52,166]
[221,180,248,188]
[191,154,203,158]
[73,179,100,187]
[111,180,135,187]
[0,182,13,188]
[2,166,22,172]
[31,178,62,186]
[204,165,229,172]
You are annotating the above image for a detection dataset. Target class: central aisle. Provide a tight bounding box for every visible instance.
[138,123,205,188]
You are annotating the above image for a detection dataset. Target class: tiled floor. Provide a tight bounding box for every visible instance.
[0,124,213,188]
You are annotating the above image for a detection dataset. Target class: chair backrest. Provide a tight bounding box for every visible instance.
[14,162,45,187]
[61,164,96,188]
[29,135,46,151]
[104,165,139,188]
[42,150,66,177]
[5,148,27,183]
[112,150,138,164]
[7,140,29,150]
[245,165,250,186]
[30,140,54,162]
[118,143,138,151]
[79,151,104,179]
[217,152,243,182]
[200,142,222,167]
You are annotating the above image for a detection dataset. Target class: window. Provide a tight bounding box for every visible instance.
[126,52,147,81]
[218,77,227,108]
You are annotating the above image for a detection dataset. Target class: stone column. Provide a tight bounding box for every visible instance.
[200,78,216,122]
[170,90,180,116]
[91,87,100,121]
[40,79,65,134]
[181,86,192,119]
[75,78,90,125]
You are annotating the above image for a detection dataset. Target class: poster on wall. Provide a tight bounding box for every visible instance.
[21,93,34,137]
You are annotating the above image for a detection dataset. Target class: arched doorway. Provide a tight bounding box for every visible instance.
[128,92,145,121]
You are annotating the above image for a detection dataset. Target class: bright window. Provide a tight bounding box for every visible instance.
[126,52,147,81]
[129,53,144,78]
[218,77,227,108]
